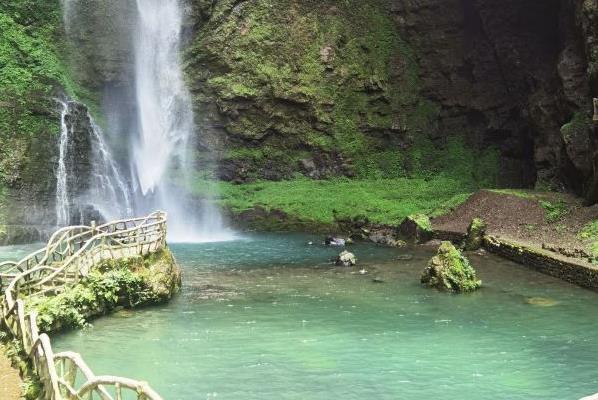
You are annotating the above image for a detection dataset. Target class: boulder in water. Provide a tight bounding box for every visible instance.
[336,250,356,266]
[325,236,346,246]
[421,241,481,292]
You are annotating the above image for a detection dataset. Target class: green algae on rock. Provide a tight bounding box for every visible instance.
[27,248,181,333]
[464,218,487,251]
[398,214,433,244]
[421,241,481,293]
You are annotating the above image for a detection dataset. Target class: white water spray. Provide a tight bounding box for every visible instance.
[54,100,133,226]
[87,116,133,221]
[55,101,70,226]
[133,0,233,242]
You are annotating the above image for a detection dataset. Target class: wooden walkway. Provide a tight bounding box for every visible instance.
[0,212,168,400]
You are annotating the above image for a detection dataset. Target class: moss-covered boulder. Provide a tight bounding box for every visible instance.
[464,218,487,251]
[421,241,481,293]
[28,248,181,332]
[398,214,433,243]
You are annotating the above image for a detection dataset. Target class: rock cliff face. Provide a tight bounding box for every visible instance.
[393,0,597,195]
[186,0,598,195]
[2,0,598,241]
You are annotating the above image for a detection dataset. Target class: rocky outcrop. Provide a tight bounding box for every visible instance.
[30,248,182,333]
[464,217,487,251]
[421,241,482,292]
[398,214,433,243]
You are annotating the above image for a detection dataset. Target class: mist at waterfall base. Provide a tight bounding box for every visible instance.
[58,0,235,243]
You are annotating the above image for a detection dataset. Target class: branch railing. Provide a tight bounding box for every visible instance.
[0,211,168,400]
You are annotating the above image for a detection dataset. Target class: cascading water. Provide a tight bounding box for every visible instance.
[55,101,70,226]
[57,0,233,241]
[132,0,233,242]
[54,100,133,226]
[86,116,133,221]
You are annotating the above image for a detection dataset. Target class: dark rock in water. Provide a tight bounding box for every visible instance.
[396,254,414,261]
[335,250,356,266]
[398,214,433,244]
[372,277,385,283]
[325,236,346,246]
[368,230,406,247]
[421,242,481,293]
[464,218,487,251]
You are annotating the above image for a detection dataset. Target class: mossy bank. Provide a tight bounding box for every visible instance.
[26,248,181,333]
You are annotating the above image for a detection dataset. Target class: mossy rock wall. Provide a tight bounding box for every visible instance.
[186,0,501,185]
[0,0,78,234]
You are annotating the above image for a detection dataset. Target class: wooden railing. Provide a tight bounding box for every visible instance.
[0,212,167,400]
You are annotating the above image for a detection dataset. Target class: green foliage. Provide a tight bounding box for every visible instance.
[192,176,473,227]
[489,189,537,199]
[353,136,500,186]
[409,214,433,232]
[579,220,598,263]
[540,200,570,223]
[0,0,78,187]
[28,257,159,332]
[422,241,482,293]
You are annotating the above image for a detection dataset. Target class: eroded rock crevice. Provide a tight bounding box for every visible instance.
[394,0,596,195]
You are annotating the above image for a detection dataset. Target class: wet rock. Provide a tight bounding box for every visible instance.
[325,236,346,246]
[421,241,481,293]
[372,277,385,283]
[464,218,487,251]
[368,230,406,247]
[336,250,356,267]
[143,248,182,301]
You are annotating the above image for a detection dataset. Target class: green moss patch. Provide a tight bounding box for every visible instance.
[421,241,481,293]
[27,248,180,332]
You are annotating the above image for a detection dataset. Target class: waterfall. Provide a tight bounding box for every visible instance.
[54,100,132,226]
[55,101,70,226]
[133,0,233,242]
[57,0,234,241]
[86,116,133,221]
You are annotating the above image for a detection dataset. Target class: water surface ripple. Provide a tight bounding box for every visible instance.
[4,234,597,399]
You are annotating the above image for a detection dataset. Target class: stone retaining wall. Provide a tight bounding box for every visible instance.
[483,235,598,290]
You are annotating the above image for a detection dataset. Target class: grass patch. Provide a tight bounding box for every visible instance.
[192,176,475,227]
[489,189,537,199]
[579,220,598,263]
[540,200,570,223]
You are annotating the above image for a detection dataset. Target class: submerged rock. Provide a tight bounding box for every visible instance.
[421,242,481,293]
[336,250,356,267]
[525,297,560,307]
[464,218,487,251]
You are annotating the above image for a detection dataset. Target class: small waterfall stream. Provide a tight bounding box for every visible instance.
[54,100,132,226]
[55,100,70,226]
